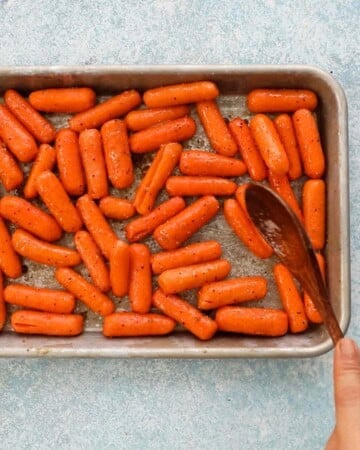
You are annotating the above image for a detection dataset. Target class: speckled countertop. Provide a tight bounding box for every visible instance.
[0,1,359,449]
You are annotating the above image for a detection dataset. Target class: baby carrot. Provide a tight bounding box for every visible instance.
[0,272,5,331]
[198,276,267,310]
[196,101,237,157]
[250,114,289,176]
[151,240,222,274]
[129,244,152,313]
[103,312,176,337]
[0,139,24,191]
[11,310,84,336]
[69,90,141,132]
[55,128,85,196]
[216,306,289,337]
[36,171,83,233]
[4,284,75,314]
[0,218,22,278]
[0,105,38,162]
[304,253,325,324]
[12,229,81,267]
[303,179,326,250]
[0,195,62,242]
[125,105,190,131]
[247,89,318,113]
[179,150,247,177]
[77,195,118,259]
[29,87,96,113]
[99,196,136,221]
[24,143,56,199]
[166,176,237,197]
[125,197,186,243]
[130,116,196,153]
[158,259,231,294]
[143,81,219,108]
[153,195,219,250]
[79,129,108,199]
[100,119,134,189]
[292,109,325,179]
[55,267,115,316]
[273,263,308,333]
[4,89,56,143]
[110,240,130,297]
[268,171,303,221]
[74,231,111,293]
[228,118,267,181]
[153,289,218,340]
[274,114,302,180]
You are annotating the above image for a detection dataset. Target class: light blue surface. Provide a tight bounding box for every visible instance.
[0,1,359,449]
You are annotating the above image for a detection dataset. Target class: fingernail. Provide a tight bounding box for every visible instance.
[339,339,357,359]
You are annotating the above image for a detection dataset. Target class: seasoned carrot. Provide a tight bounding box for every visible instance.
[274,114,302,180]
[216,306,288,336]
[0,105,38,162]
[129,244,152,313]
[153,195,219,250]
[69,90,141,132]
[11,310,84,336]
[103,312,176,337]
[4,284,75,314]
[292,109,325,179]
[77,195,118,259]
[29,87,96,113]
[179,150,247,177]
[267,171,303,221]
[250,114,289,176]
[101,119,134,189]
[12,229,81,267]
[303,179,326,250]
[247,89,318,113]
[151,240,222,274]
[273,263,308,333]
[304,253,325,323]
[110,240,130,297]
[99,196,136,221]
[79,129,108,199]
[0,139,24,191]
[130,116,196,153]
[229,118,267,181]
[55,128,85,196]
[134,143,182,215]
[158,259,231,294]
[0,272,5,330]
[24,143,56,199]
[125,197,186,243]
[74,231,111,293]
[153,289,218,340]
[55,267,115,316]
[0,195,62,242]
[0,218,22,278]
[36,171,83,233]
[166,176,237,197]
[196,101,237,157]
[143,81,219,108]
[4,89,56,143]
[198,276,267,310]
[125,105,190,131]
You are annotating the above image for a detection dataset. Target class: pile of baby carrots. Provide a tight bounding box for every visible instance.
[0,81,326,340]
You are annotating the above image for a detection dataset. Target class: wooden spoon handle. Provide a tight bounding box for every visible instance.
[319,291,344,344]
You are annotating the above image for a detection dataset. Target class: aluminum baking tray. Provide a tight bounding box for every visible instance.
[0,65,349,358]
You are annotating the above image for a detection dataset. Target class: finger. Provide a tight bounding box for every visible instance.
[324,429,338,450]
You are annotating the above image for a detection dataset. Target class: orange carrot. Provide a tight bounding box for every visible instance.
[0,139,24,191]
[267,171,303,221]
[79,129,108,199]
[158,259,231,294]
[292,109,325,179]
[55,267,115,316]
[100,119,134,189]
[247,89,318,113]
[130,116,196,153]
[24,143,56,199]
[125,197,186,243]
[303,179,326,250]
[166,176,237,196]
[215,306,288,336]
[153,289,218,340]
[0,218,22,278]
[12,229,81,267]
[99,196,136,221]
[29,87,96,113]
[103,312,176,337]
[143,81,219,108]
[125,105,190,131]
[274,114,302,180]
[110,240,130,297]
[4,89,56,143]
[304,253,325,324]
[69,90,141,132]
[129,244,152,313]
[74,231,111,293]
[273,263,308,333]
[228,118,268,182]
[153,195,219,250]
[179,150,247,177]
[0,272,5,330]
[4,284,75,314]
